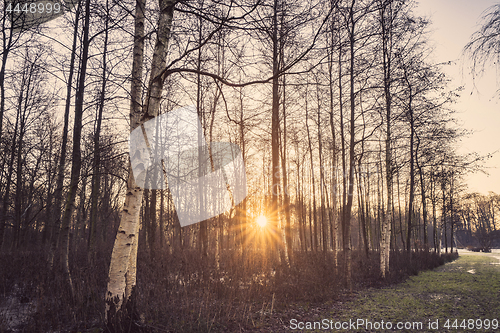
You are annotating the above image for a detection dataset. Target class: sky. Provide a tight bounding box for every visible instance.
[414,0,500,195]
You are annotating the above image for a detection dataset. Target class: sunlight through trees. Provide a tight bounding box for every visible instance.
[0,0,496,330]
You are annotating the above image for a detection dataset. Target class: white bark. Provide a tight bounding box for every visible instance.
[106,171,143,312]
[380,214,391,277]
[436,224,442,254]
[105,0,176,320]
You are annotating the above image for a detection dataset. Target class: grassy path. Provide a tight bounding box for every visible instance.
[324,253,500,333]
[271,253,500,332]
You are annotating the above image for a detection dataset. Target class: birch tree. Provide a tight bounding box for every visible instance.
[105,0,148,326]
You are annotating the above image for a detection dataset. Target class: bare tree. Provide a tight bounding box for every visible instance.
[464,3,500,89]
[105,0,147,326]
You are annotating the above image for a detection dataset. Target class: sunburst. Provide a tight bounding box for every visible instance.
[256,215,268,228]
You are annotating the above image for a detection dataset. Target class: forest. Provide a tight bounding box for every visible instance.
[0,0,499,331]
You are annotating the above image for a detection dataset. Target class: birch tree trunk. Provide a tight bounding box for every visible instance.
[406,83,414,253]
[105,0,176,326]
[378,0,393,278]
[343,3,356,289]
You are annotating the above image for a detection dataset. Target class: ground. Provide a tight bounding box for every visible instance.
[254,250,500,333]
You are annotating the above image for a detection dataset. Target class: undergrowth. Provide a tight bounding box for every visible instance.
[0,242,457,332]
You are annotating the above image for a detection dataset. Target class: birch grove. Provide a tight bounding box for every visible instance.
[0,0,494,330]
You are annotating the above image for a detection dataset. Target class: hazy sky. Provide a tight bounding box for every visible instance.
[414,0,500,195]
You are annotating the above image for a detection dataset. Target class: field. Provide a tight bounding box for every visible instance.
[260,251,500,332]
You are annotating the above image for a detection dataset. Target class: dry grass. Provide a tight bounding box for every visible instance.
[0,242,454,332]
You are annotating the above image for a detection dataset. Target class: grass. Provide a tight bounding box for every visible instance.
[323,254,500,333]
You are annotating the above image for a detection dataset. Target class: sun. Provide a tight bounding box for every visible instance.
[256,215,267,228]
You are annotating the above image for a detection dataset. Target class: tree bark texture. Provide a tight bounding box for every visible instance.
[106,0,176,325]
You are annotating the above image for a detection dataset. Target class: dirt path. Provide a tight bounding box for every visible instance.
[257,252,500,332]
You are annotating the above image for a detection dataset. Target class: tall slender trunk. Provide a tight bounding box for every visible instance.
[23,151,42,246]
[50,0,82,263]
[365,165,373,251]
[337,24,346,265]
[281,77,292,262]
[237,88,247,263]
[149,189,157,255]
[317,87,327,254]
[441,174,447,253]
[406,83,414,253]
[89,0,109,254]
[338,31,347,258]
[59,0,92,299]
[397,171,405,249]
[196,12,208,259]
[416,137,428,248]
[431,172,438,252]
[307,164,314,252]
[296,152,305,252]
[358,162,369,257]
[376,159,383,251]
[380,0,393,277]
[270,0,281,262]
[343,2,356,289]
[450,175,454,253]
[105,0,146,322]
[159,189,165,248]
[328,18,338,268]
[76,175,87,247]
[0,69,23,250]
[305,90,318,252]
[14,60,34,249]
[106,0,176,325]
[0,15,14,144]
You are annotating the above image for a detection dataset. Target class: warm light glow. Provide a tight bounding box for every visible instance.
[256,215,267,228]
